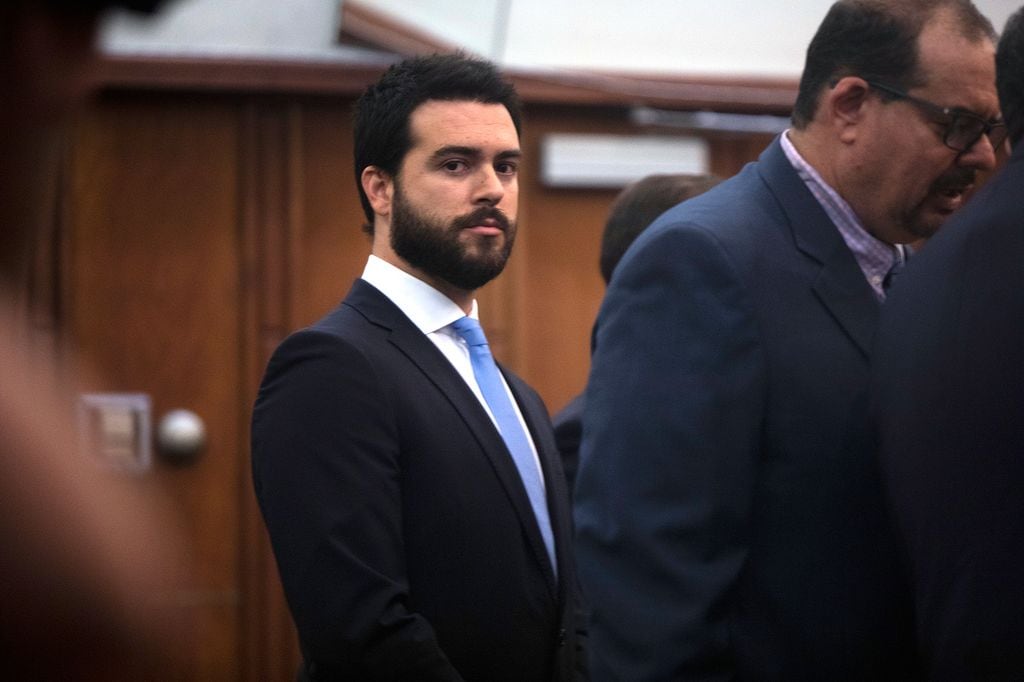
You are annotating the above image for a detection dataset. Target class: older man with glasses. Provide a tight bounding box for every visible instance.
[866,80,1007,154]
[574,1,999,679]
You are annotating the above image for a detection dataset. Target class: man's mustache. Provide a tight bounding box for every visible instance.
[931,167,976,193]
[450,207,511,232]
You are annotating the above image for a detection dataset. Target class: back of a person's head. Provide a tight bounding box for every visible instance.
[353,52,522,231]
[600,173,721,283]
[997,8,1024,147]
[792,0,994,129]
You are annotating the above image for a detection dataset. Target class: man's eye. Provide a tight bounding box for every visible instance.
[496,162,518,175]
[442,160,467,172]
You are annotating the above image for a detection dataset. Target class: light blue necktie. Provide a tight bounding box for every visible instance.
[450,316,557,578]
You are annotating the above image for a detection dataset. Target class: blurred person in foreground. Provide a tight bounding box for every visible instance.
[552,173,721,494]
[252,53,583,681]
[874,7,1024,679]
[574,0,1002,679]
[0,0,188,679]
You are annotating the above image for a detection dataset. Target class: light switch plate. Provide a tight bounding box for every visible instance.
[77,393,152,473]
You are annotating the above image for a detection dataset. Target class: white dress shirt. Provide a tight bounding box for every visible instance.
[361,255,546,486]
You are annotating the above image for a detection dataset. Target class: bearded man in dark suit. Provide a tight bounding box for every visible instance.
[252,53,582,681]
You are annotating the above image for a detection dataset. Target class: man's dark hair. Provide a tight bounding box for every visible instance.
[997,8,1024,146]
[792,0,995,128]
[600,174,721,283]
[353,52,522,234]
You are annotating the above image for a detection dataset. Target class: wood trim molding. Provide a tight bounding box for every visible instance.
[93,55,390,96]
[339,0,458,55]
[94,53,796,114]
[512,69,795,113]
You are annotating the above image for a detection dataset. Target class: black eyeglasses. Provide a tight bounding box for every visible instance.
[866,80,1008,153]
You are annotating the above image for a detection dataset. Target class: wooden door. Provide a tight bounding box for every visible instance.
[63,90,296,680]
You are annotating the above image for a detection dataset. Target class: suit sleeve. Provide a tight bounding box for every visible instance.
[574,223,764,680]
[251,329,464,681]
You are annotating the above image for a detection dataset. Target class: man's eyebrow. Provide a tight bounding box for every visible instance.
[430,145,481,161]
[429,145,522,161]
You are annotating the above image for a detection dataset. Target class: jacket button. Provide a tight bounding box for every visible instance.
[557,628,566,647]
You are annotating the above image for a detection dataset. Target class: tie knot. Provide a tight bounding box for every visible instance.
[451,316,489,348]
[883,253,906,293]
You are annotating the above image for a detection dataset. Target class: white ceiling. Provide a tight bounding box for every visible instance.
[102,0,1022,79]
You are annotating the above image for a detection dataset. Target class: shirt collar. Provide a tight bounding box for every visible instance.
[780,130,902,298]
[361,255,477,334]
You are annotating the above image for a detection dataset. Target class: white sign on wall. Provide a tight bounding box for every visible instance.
[541,133,709,188]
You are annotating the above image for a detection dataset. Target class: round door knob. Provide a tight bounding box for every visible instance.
[156,409,206,463]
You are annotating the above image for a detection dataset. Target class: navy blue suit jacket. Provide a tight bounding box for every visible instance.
[874,143,1024,680]
[575,137,917,680]
[252,279,581,681]
[552,393,584,497]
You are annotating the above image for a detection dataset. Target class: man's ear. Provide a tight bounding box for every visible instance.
[826,76,873,142]
[361,166,394,218]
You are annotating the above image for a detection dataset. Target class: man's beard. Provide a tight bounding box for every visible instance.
[390,187,516,291]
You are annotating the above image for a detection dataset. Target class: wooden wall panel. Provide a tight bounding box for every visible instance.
[67,92,244,680]
[512,107,621,413]
[709,133,777,178]
[293,100,372,328]
[238,97,304,681]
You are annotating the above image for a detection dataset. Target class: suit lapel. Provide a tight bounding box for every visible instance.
[346,280,559,595]
[807,249,879,358]
[758,139,880,358]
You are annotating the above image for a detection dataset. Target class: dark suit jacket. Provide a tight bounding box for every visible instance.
[252,279,581,681]
[551,393,583,497]
[874,143,1024,680]
[574,137,917,680]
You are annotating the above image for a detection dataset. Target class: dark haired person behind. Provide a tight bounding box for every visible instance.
[1,0,187,679]
[575,0,1001,679]
[552,173,720,493]
[252,53,583,681]
[874,7,1024,679]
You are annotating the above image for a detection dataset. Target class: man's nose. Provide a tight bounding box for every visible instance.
[473,166,504,204]
[957,133,999,172]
